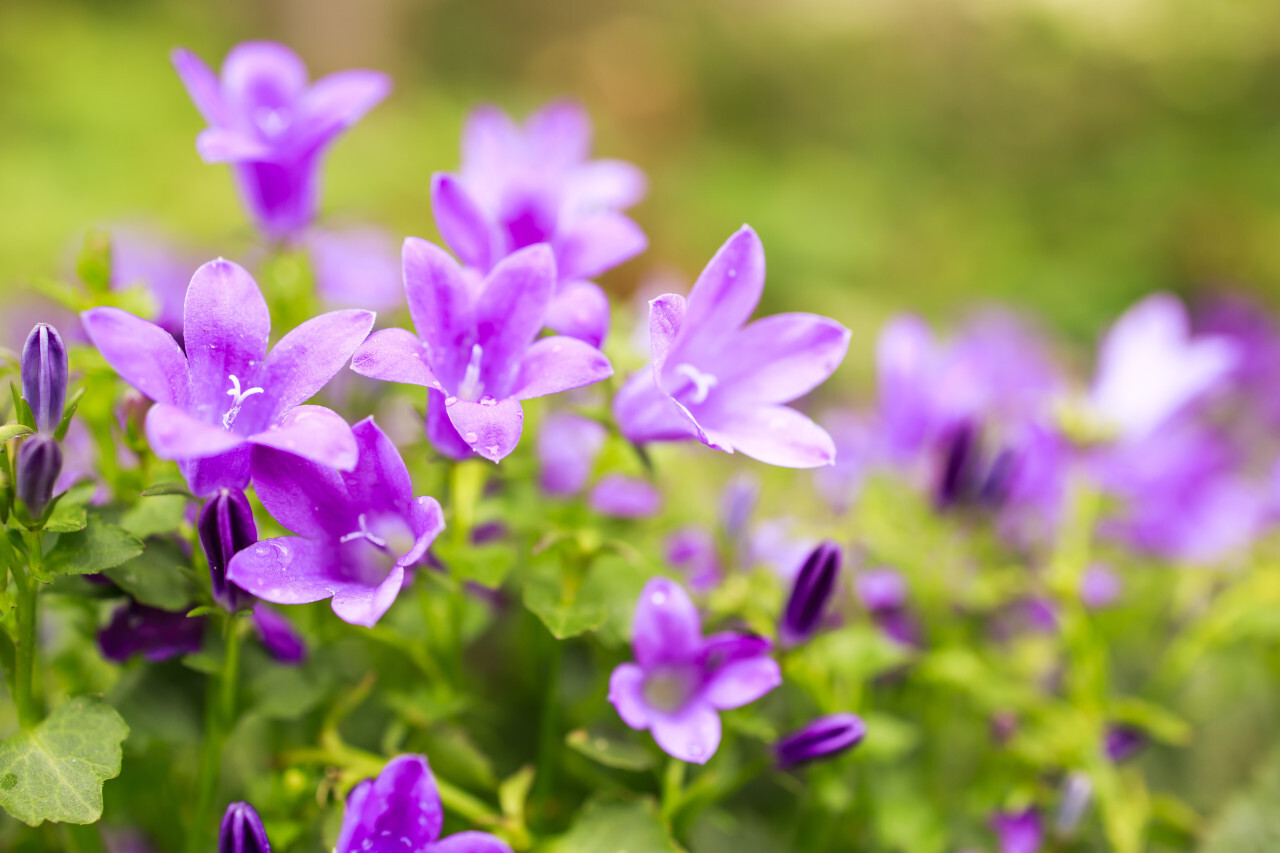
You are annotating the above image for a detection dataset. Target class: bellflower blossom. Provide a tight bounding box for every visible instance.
[351,241,613,462]
[774,713,867,768]
[614,226,851,468]
[991,807,1043,853]
[431,100,647,346]
[609,577,781,763]
[336,754,512,853]
[226,418,444,627]
[82,258,374,496]
[171,42,390,240]
[536,412,661,517]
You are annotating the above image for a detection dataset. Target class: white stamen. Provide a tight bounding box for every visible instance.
[675,363,718,405]
[339,513,388,549]
[458,343,485,401]
[223,374,265,428]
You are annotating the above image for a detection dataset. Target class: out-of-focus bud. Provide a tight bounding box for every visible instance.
[774,713,867,768]
[991,807,1042,853]
[198,489,257,611]
[1054,771,1093,835]
[218,801,272,853]
[21,323,68,434]
[1104,723,1146,763]
[251,604,306,666]
[16,435,63,516]
[780,540,842,647]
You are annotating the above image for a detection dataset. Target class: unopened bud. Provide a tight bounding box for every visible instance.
[774,713,866,768]
[198,489,257,611]
[16,435,62,516]
[780,540,842,647]
[219,801,271,853]
[21,323,68,434]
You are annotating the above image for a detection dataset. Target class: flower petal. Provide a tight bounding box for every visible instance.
[680,226,765,355]
[257,309,376,415]
[341,417,413,512]
[546,280,610,348]
[445,398,524,463]
[612,370,698,444]
[566,159,647,211]
[703,404,836,469]
[526,99,592,168]
[511,336,612,401]
[307,226,403,310]
[145,403,246,459]
[298,69,391,151]
[251,603,307,664]
[351,327,439,388]
[427,832,516,853]
[227,537,346,606]
[330,564,406,627]
[648,293,687,377]
[715,313,850,404]
[249,438,352,539]
[589,475,661,518]
[248,405,359,472]
[180,447,252,498]
[650,702,722,765]
[425,388,476,460]
[538,412,606,496]
[221,41,308,113]
[702,657,781,711]
[461,104,519,178]
[81,307,190,407]
[553,212,647,282]
[631,577,702,669]
[608,662,651,730]
[475,244,556,396]
[403,237,474,387]
[432,173,499,272]
[401,496,446,568]
[195,127,273,162]
[171,48,229,126]
[335,754,442,853]
[183,258,271,419]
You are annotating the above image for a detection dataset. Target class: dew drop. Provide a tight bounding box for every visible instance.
[652,591,667,605]
[485,444,499,456]
[464,431,478,443]
[444,395,458,407]
[479,395,497,407]
[727,268,737,278]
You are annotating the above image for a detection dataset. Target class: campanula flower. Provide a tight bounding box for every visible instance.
[855,568,920,647]
[250,604,307,665]
[226,418,444,627]
[82,258,374,496]
[21,323,68,434]
[1104,724,1146,763]
[305,225,404,310]
[1080,564,1121,609]
[665,527,721,592]
[110,227,197,339]
[198,488,258,611]
[336,754,513,853]
[1089,293,1237,442]
[431,100,647,346]
[991,807,1042,853]
[608,577,781,763]
[614,226,851,468]
[774,713,867,768]
[15,436,62,517]
[171,42,390,240]
[536,412,661,517]
[219,801,271,853]
[98,601,205,663]
[780,541,842,647]
[351,241,613,462]
[588,475,662,518]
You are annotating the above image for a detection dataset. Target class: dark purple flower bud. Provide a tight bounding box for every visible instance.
[198,489,258,611]
[219,801,271,853]
[251,604,306,665]
[98,601,205,662]
[781,540,842,647]
[936,420,979,509]
[21,323,68,434]
[775,713,867,768]
[1104,724,1146,763]
[16,435,63,516]
[991,807,1042,853]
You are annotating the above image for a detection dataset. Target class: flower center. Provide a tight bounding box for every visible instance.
[458,343,486,402]
[223,375,265,429]
[254,107,289,139]
[642,666,697,714]
[674,363,718,405]
[339,513,389,550]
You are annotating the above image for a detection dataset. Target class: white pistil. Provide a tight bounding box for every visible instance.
[339,513,388,549]
[675,363,718,405]
[458,343,485,402]
[223,374,265,428]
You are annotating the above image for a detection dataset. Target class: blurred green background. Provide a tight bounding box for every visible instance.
[5,0,1280,376]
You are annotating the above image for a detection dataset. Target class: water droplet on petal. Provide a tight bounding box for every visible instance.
[479,395,497,407]
[485,444,499,456]
[444,396,458,407]
[652,591,667,605]
[727,268,737,278]
[464,432,478,443]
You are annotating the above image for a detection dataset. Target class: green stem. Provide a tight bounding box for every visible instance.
[186,614,243,853]
[532,634,564,821]
[661,757,687,823]
[14,533,42,728]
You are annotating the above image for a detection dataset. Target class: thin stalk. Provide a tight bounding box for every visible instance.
[14,532,42,728]
[532,634,564,822]
[661,758,687,824]
[186,614,243,853]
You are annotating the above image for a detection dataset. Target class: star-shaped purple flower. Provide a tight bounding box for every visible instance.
[172,41,390,240]
[351,240,613,462]
[613,226,851,468]
[82,258,374,497]
[336,754,512,853]
[608,577,781,764]
[226,418,444,627]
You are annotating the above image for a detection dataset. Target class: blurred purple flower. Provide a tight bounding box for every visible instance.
[991,807,1042,853]
[99,602,205,663]
[665,527,722,593]
[614,226,850,468]
[537,412,607,496]
[227,418,444,627]
[1104,724,1147,763]
[82,258,373,496]
[250,604,307,665]
[780,541,843,647]
[351,241,612,462]
[775,713,866,768]
[1081,564,1121,609]
[306,225,405,310]
[609,577,781,763]
[336,754,512,853]
[110,227,197,339]
[172,42,390,239]
[588,475,662,518]
[855,568,920,647]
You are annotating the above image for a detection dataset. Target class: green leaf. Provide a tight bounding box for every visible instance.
[102,539,195,610]
[498,764,536,822]
[53,387,86,442]
[566,728,657,772]
[0,424,33,442]
[522,550,653,642]
[857,712,920,763]
[118,495,186,539]
[45,520,144,576]
[75,230,113,293]
[43,481,97,534]
[139,482,194,498]
[1201,760,1280,853]
[0,695,129,826]
[523,567,606,640]
[546,797,685,853]
[434,539,516,588]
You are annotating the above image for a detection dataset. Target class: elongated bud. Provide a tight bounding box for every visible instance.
[991,807,1042,853]
[1104,723,1146,763]
[775,713,866,768]
[780,540,842,646]
[219,801,272,853]
[21,323,68,434]
[16,435,63,516]
[198,489,257,611]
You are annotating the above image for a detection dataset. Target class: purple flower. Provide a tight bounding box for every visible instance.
[608,577,781,763]
[219,801,271,853]
[431,100,646,346]
[588,475,662,518]
[855,568,920,647]
[226,418,444,627]
[22,323,68,434]
[665,527,722,593]
[198,488,258,611]
[351,241,613,462]
[110,226,198,339]
[1089,294,1237,442]
[15,436,62,517]
[250,604,307,665]
[336,754,512,853]
[82,258,374,497]
[614,227,850,468]
[99,602,205,663]
[1081,564,1121,609]
[172,42,390,240]
[991,807,1042,853]
[305,225,404,310]
[1104,724,1146,763]
[537,412,607,496]
[780,541,842,647]
[774,713,867,768]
